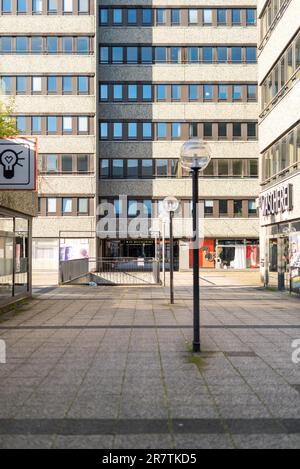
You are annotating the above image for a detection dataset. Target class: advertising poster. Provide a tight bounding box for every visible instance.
[289,232,300,293]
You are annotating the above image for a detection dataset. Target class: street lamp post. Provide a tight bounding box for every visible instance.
[163,197,179,304]
[180,140,211,353]
[159,212,169,287]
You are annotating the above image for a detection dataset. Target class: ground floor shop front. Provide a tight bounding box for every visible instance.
[261,220,300,293]
[0,207,32,306]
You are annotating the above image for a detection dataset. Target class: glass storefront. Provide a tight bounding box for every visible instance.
[265,221,300,292]
[189,239,260,269]
[0,210,30,305]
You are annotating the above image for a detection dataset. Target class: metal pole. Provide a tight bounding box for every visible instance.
[170,211,174,304]
[192,168,200,352]
[162,222,166,287]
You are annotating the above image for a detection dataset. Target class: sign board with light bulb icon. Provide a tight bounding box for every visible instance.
[0,137,37,190]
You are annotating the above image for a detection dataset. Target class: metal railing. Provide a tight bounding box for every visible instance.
[59,257,160,285]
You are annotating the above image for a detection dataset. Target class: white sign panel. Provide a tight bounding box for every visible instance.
[0,137,37,190]
[259,184,293,217]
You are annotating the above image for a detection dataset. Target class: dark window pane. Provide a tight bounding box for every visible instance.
[204,122,212,137]
[233,123,242,138]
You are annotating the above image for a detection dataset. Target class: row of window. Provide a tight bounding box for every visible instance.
[98,198,258,219]
[261,123,300,185]
[0,36,93,54]
[261,30,300,116]
[16,115,93,134]
[99,121,257,141]
[99,7,256,27]
[99,45,257,65]
[99,83,257,103]
[38,197,93,216]
[260,0,288,45]
[99,158,258,179]
[0,75,92,94]
[38,154,92,174]
[0,0,91,14]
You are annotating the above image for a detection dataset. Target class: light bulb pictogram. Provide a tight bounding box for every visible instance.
[0,149,24,179]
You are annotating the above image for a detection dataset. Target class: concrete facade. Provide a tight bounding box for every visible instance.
[0,1,260,275]
[98,0,260,270]
[258,0,300,291]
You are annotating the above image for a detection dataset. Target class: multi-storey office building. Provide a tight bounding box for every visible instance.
[98,0,260,270]
[0,1,260,275]
[258,0,300,291]
[0,0,97,275]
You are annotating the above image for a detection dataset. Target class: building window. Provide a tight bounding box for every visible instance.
[63,116,72,133]
[234,200,243,217]
[78,0,89,14]
[141,160,153,178]
[100,122,108,139]
[62,154,73,172]
[155,47,167,63]
[231,47,242,63]
[127,47,138,64]
[217,9,226,25]
[78,198,89,214]
[16,36,28,53]
[203,9,212,25]
[157,84,166,101]
[113,84,122,101]
[47,76,57,93]
[203,84,213,101]
[141,47,152,64]
[171,123,181,139]
[156,9,166,25]
[77,37,89,54]
[62,76,72,93]
[142,84,152,101]
[233,84,242,100]
[31,36,42,53]
[112,159,124,178]
[171,84,181,101]
[47,198,57,213]
[100,8,108,25]
[204,122,212,138]
[62,37,73,53]
[100,47,109,63]
[219,200,228,216]
[47,116,57,133]
[100,84,108,101]
[128,122,137,140]
[189,9,198,25]
[204,200,214,216]
[232,9,241,25]
[142,123,152,140]
[246,9,256,25]
[46,36,58,54]
[113,9,123,25]
[63,0,73,13]
[142,9,152,25]
[127,9,137,25]
[32,116,42,133]
[48,0,57,14]
[113,122,123,140]
[171,9,180,25]
[28,76,40,95]
[17,0,27,13]
[78,76,88,93]
[218,85,228,100]
[248,200,257,215]
[16,76,26,93]
[128,84,137,101]
[62,198,72,214]
[189,85,198,101]
[127,159,138,178]
[217,47,227,64]
[157,123,167,140]
[203,47,213,63]
[2,0,12,13]
[188,47,198,63]
[100,159,109,178]
[77,155,89,172]
[233,123,242,139]
[218,123,227,140]
[246,47,256,63]
[46,154,58,172]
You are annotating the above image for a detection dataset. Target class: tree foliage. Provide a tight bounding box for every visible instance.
[0,99,18,138]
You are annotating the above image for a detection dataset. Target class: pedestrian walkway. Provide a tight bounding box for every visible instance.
[0,273,299,449]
